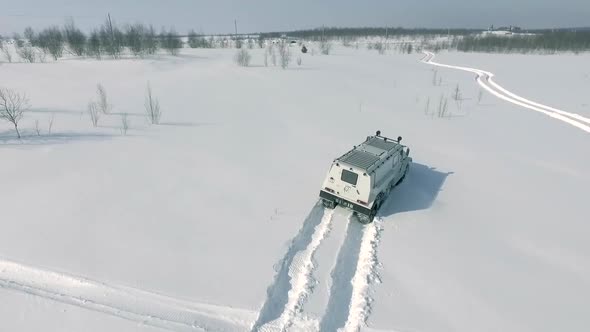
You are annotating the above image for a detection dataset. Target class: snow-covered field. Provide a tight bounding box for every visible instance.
[1,44,589,332]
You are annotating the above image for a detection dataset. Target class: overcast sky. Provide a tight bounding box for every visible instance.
[1,0,589,35]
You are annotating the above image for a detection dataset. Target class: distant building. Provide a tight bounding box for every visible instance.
[482,25,533,37]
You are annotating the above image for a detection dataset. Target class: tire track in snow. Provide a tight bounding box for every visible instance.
[422,52,590,134]
[251,203,334,332]
[319,216,383,332]
[0,258,257,332]
[343,218,383,332]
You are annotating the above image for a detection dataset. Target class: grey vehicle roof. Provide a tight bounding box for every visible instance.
[337,136,403,172]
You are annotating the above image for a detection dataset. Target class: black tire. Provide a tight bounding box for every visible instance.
[357,213,373,224]
[398,165,409,185]
[322,199,336,209]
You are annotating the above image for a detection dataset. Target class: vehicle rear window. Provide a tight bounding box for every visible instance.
[341,169,358,185]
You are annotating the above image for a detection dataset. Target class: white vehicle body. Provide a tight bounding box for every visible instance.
[319,132,412,223]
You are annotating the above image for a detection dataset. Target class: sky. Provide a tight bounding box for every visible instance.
[1,0,589,35]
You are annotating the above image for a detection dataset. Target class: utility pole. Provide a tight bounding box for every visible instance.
[234,19,238,37]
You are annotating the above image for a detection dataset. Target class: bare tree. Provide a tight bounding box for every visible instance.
[13,33,24,48]
[264,48,268,67]
[100,17,123,59]
[37,26,64,60]
[35,119,41,135]
[17,46,35,63]
[87,30,101,59]
[0,87,30,139]
[96,84,111,114]
[144,82,161,124]
[87,101,100,127]
[144,25,159,55]
[0,42,12,63]
[424,97,431,115]
[234,48,251,66]
[161,28,182,55]
[23,27,36,44]
[277,40,291,69]
[125,24,145,56]
[120,113,129,135]
[64,18,87,56]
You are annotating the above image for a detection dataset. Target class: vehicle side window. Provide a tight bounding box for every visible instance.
[393,154,400,166]
[341,169,358,186]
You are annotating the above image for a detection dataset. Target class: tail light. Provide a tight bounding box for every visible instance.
[357,200,367,205]
[325,187,335,193]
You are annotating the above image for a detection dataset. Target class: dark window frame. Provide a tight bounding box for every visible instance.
[341,169,359,186]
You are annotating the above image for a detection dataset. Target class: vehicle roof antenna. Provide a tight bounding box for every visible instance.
[376,130,381,136]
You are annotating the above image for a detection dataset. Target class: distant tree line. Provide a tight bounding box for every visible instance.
[260,27,479,40]
[455,31,590,53]
[1,18,224,62]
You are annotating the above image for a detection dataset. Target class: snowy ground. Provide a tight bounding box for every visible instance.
[1,44,589,332]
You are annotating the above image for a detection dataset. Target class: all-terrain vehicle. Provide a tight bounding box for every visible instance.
[319,131,412,223]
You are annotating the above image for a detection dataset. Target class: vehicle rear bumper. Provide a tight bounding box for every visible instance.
[319,190,372,216]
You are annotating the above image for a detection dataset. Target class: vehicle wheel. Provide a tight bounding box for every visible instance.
[322,199,336,209]
[398,166,409,185]
[357,213,373,224]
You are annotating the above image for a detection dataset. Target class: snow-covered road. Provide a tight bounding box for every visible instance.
[422,52,590,133]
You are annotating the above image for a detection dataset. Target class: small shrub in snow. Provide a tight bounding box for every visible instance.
[320,40,332,55]
[373,42,385,55]
[0,87,29,138]
[35,119,41,136]
[264,49,268,67]
[96,84,111,114]
[87,101,100,127]
[271,45,277,66]
[452,84,463,110]
[437,95,449,118]
[48,114,55,134]
[120,113,129,135]
[234,48,251,67]
[144,82,161,124]
[432,70,438,86]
